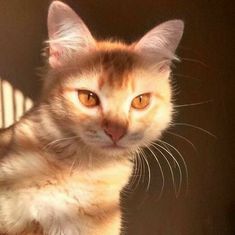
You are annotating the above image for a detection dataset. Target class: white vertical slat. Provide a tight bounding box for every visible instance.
[0,78,3,128]
[0,78,33,128]
[15,88,24,122]
[2,80,14,128]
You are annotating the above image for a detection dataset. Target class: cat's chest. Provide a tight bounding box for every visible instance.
[30,174,98,214]
[0,150,133,234]
[29,170,122,212]
[2,158,132,226]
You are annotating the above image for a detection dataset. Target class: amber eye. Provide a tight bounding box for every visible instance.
[131,93,151,110]
[78,90,100,107]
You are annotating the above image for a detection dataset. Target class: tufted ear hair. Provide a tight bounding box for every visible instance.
[47,1,95,68]
[135,20,184,65]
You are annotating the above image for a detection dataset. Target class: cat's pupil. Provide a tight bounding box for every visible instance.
[88,93,92,100]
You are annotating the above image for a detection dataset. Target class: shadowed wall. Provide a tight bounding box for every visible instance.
[0,0,234,234]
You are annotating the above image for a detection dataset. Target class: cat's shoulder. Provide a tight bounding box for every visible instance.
[0,126,14,156]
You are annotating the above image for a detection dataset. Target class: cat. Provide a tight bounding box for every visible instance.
[0,1,184,234]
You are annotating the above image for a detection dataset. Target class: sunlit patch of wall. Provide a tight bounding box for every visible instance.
[0,78,33,128]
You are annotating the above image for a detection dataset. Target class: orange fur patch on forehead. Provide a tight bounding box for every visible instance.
[94,43,138,89]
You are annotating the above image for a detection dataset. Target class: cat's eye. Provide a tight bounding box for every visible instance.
[77,90,100,107]
[131,93,151,110]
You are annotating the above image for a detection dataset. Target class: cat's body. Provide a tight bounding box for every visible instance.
[0,1,184,234]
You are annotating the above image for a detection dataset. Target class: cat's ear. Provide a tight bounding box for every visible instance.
[47,1,95,68]
[135,20,184,65]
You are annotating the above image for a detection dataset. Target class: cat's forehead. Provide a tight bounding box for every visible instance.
[57,43,140,91]
[58,42,165,95]
[94,48,137,89]
[74,41,137,87]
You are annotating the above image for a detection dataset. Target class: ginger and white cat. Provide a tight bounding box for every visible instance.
[0,1,184,234]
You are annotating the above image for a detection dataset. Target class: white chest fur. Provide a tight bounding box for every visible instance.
[0,152,133,235]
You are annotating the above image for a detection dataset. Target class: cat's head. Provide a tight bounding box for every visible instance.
[43,1,184,156]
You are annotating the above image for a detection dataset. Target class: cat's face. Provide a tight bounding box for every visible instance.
[44,1,184,156]
[55,46,172,155]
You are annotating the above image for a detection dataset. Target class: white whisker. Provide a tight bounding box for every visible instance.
[158,139,189,194]
[128,150,140,190]
[166,130,197,152]
[139,148,151,192]
[43,136,79,151]
[174,99,213,108]
[138,148,146,184]
[172,122,216,138]
[149,143,178,197]
[172,73,200,81]
[144,144,164,198]
[180,57,209,68]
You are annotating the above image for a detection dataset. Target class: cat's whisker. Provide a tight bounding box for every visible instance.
[128,148,142,191]
[144,144,165,198]
[149,143,178,197]
[139,148,151,192]
[174,99,213,108]
[180,57,209,68]
[138,148,146,185]
[165,130,197,152]
[134,150,142,184]
[160,141,177,169]
[150,142,183,197]
[42,136,79,151]
[127,159,136,190]
[128,149,141,190]
[157,139,189,195]
[172,123,216,138]
[137,149,144,188]
[172,73,201,81]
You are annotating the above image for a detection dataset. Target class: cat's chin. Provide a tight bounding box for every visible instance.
[86,143,131,156]
[102,144,128,152]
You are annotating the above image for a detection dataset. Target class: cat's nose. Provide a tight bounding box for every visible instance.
[102,119,128,142]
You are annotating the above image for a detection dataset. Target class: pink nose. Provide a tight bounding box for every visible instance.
[103,119,128,142]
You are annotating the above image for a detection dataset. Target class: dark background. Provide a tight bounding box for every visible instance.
[0,0,234,234]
